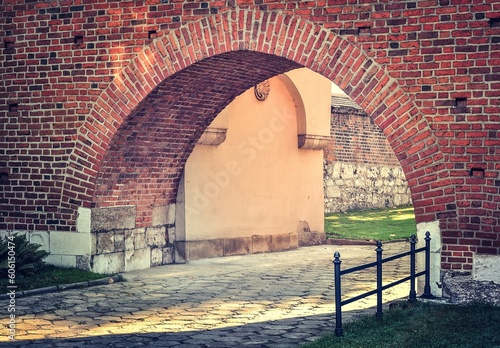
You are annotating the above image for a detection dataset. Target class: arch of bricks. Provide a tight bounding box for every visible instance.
[1,2,499,271]
[77,10,445,218]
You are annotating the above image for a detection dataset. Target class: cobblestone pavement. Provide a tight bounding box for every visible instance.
[2,242,412,347]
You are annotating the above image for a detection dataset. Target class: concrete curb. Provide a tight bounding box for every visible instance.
[0,274,123,300]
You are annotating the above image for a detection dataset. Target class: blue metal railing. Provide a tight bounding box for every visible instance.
[333,232,434,337]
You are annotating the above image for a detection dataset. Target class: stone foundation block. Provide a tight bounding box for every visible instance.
[186,240,224,260]
[163,246,175,264]
[146,226,167,247]
[76,255,91,271]
[152,203,176,226]
[91,206,136,232]
[224,237,252,256]
[50,232,91,256]
[115,230,125,252]
[76,207,91,233]
[298,231,326,247]
[252,235,273,253]
[474,254,500,284]
[271,233,292,251]
[96,231,115,254]
[134,229,147,250]
[324,162,412,214]
[151,247,163,267]
[125,229,134,251]
[92,253,125,274]
[167,203,176,225]
[152,205,169,226]
[125,248,151,272]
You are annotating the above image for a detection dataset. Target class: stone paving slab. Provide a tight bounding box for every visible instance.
[1,242,412,347]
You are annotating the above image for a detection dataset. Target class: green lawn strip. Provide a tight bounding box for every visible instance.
[1,264,112,292]
[301,302,500,348]
[325,206,416,241]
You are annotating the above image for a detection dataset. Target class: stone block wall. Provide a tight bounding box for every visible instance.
[0,204,179,274]
[325,97,401,167]
[324,162,412,213]
[88,204,177,273]
[324,100,412,213]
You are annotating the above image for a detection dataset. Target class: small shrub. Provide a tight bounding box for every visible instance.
[0,234,50,277]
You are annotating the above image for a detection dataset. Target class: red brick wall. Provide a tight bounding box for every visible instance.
[326,103,401,166]
[1,1,499,270]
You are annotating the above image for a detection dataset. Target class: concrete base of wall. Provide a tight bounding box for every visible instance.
[416,220,443,298]
[474,254,500,284]
[175,232,317,261]
[298,231,326,247]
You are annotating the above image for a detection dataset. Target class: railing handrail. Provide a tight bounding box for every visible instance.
[333,232,434,337]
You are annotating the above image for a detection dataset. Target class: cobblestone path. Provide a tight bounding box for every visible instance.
[1,243,411,347]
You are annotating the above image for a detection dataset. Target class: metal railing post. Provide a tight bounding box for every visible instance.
[334,251,343,337]
[409,234,417,302]
[332,233,433,335]
[421,231,434,298]
[376,241,383,318]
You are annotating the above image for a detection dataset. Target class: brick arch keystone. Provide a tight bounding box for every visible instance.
[62,9,449,227]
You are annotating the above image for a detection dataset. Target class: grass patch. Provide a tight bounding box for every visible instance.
[325,206,416,241]
[1,264,111,292]
[301,302,500,348]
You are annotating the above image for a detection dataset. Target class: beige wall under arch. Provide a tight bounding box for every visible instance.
[175,68,331,261]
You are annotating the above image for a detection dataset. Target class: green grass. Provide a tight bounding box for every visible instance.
[300,302,500,348]
[325,206,416,241]
[1,264,111,292]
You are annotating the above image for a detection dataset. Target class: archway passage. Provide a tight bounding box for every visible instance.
[61,9,455,274]
[77,10,447,232]
[75,12,449,276]
[94,51,301,227]
[174,68,331,260]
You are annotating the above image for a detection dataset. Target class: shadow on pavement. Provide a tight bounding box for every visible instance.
[5,312,346,348]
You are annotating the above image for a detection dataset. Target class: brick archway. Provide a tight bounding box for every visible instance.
[65,9,447,228]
